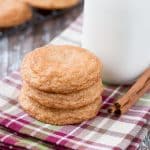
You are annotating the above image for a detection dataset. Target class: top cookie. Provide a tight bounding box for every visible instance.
[22,0,80,10]
[0,0,32,28]
[21,45,102,93]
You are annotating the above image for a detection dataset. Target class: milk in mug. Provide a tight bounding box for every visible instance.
[82,0,150,84]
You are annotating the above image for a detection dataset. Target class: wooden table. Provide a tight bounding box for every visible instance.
[0,4,82,78]
[0,3,149,149]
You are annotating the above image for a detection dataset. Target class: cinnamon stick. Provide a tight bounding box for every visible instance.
[108,105,115,114]
[108,67,150,116]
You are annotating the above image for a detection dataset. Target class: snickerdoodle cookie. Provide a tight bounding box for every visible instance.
[21,45,102,93]
[19,92,101,125]
[0,0,32,28]
[22,0,80,10]
[23,80,103,109]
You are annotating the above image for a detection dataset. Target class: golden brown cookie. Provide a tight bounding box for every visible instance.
[21,45,102,93]
[23,80,103,109]
[0,0,32,28]
[22,0,80,10]
[19,91,101,125]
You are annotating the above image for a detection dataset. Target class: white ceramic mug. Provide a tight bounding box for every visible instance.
[82,0,150,84]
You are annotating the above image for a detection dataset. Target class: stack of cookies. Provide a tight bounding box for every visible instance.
[19,45,103,125]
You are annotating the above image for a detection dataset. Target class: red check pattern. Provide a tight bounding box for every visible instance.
[0,15,149,150]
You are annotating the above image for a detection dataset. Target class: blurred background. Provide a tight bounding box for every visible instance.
[0,0,83,78]
[0,1,149,149]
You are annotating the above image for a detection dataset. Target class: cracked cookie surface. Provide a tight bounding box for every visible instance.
[23,80,103,109]
[21,45,102,93]
[19,91,102,125]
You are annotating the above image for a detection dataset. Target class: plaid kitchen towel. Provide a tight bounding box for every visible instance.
[0,125,52,150]
[0,15,149,150]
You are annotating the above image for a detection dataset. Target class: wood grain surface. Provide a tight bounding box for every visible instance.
[0,4,82,78]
